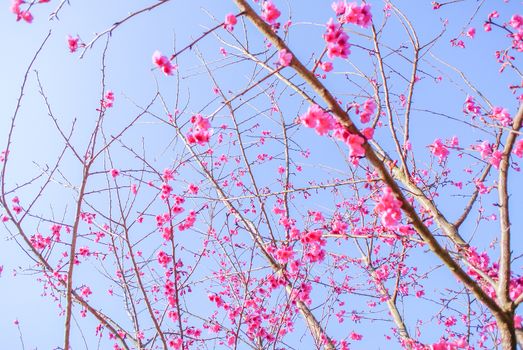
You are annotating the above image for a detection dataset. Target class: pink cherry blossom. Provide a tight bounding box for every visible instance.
[430,139,449,161]
[475,141,492,160]
[331,1,346,16]
[513,139,523,158]
[509,14,523,31]
[349,331,363,340]
[188,183,199,194]
[487,11,499,21]
[464,96,480,115]
[261,1,281,24]
[340,2,372,28]
[359,98,376,123]
[274,246,294,263]
[346,133,365,158]
[152,50,176,76]
[466,27,476,39]
[20,10,33,23]
[186,114,212,145]
[277,49,292,67]
[67,35,80,53]
[375,187,402,227]
[299,104,335,136]
[157,251,172,268]
[489,150,503,169]
[102,90,115,108]
[490,106,511,126]
[81,286,92,298]
[110,169,120,178]
[320,61,333,72]
[224,13,237,31]
[324,18,350,59]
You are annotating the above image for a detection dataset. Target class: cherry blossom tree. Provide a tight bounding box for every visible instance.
[1,1,523,349]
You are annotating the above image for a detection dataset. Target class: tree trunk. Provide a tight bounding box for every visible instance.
[498,317,517,350]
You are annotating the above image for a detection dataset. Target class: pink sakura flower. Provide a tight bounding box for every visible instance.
[324,18,350,59]
[349,331,363,341]
[509,14,523,31]
[186,114,212,145]
[102,90,114,108]
[110,169,120,178]
[450,38,465,48]
[152,50,176,76]
[157,251,172,268]
[11,1,33,23]
[78,246,90,257]
[340,2,372,28]
[466,27,476,39]
[161,226,173,240]
[487,11,499,21]
[484,22,492,32]
[513,139,523,158]
[261,1,281,24]
[346,134,365,158]
[359,98,376,123]
[67,35,80,53]
[30,233,51,250]
[489,150,503,169]
[163,168,174,182]
[188,183,199,195]
[473,141,492,160]
[178,210,197,231]
[431,339,466,350]
[331,1,347,16]
[10,0,22,14]
[430,139,449,161]
[20,10,33,23]
[277,49,292,67]
[362,127,374,140]
[490,107,511,126]
[375,187,402,227]
[431,2,441,10]
[320,61,333,72]
[274,246,294,263]
[300,104,335,136]
[464,96,480,115]
[81,286,92,298]
[169,338,183,350]
[224,13,237,31]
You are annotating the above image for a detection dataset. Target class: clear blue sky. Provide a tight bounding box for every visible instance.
[0,0,522,349]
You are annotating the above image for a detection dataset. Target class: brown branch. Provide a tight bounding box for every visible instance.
[231,0,507,325]
[498,104,523,308]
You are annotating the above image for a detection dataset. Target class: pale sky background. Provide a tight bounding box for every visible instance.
[0,0,522,349]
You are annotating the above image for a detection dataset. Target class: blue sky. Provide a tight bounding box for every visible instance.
[1,0,522,349]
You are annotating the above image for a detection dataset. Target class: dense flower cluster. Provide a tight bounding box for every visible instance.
[334,1,372,28]
[186,114,212,145]
[375,187,402,227]
[261,1,280,24]
[324,18,350,59]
